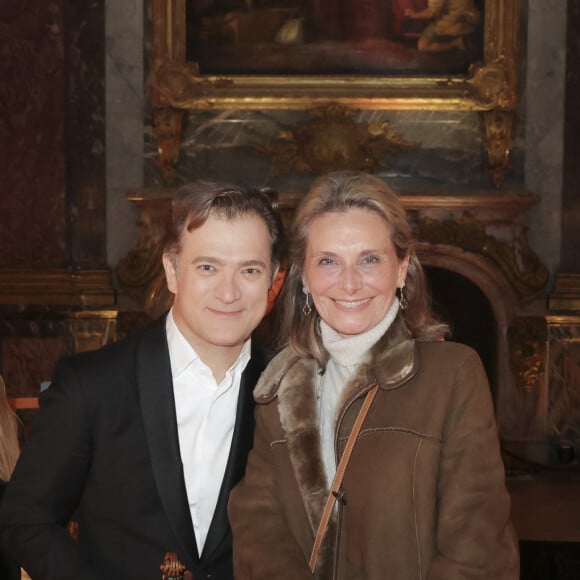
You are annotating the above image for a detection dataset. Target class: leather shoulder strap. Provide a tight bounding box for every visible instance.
[309,384,379,572]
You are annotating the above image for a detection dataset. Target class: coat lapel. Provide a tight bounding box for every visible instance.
[136,317,198,569]
[201,343,265,560]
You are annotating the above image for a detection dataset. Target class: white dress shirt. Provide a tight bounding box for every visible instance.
[166,310,251,552]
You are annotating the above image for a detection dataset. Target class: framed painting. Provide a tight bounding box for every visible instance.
[150,0,521,185]
[151,0,519,110]
[185,0,485,77]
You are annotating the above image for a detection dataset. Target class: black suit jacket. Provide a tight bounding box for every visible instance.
[0,480,21,580]
[0,317,264,580]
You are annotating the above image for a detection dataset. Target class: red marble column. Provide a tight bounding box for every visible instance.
[0,1,67,268]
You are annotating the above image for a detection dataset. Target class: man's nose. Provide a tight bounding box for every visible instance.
[215,272,242,303]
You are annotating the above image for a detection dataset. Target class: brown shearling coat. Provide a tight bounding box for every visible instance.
[229,315,519,579]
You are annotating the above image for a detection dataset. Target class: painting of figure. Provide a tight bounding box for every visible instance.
[185,0,484,75]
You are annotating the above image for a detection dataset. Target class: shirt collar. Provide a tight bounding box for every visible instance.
[166,308,251,379]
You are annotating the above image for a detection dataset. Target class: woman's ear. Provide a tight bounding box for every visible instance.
[397,253,410,288]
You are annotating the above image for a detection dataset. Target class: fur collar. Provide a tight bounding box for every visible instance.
[254,312,417,402]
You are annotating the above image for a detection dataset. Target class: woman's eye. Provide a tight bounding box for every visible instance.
[318,257,336,266]
[361,255,380,265]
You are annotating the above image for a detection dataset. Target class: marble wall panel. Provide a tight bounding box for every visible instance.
[547,318,580,459]
[0,0,67,268]
[64,0,107,267]
[144,109,523,194]
[105,0,144,269]
[524,0,567,283]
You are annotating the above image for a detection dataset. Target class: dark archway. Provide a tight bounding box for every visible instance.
[425,266,498,402]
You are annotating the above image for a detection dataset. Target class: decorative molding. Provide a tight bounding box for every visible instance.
[260,103,412,175]
[0,269,115,307]
[118,189,547,314]
[549,274,580,313]
[406,192,549,303]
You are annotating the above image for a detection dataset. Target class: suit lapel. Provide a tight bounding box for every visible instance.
[136,317,199,569]
[201,343,265,560]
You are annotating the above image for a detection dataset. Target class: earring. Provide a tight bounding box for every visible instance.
[398,286,408,310]
[302,287,312,316]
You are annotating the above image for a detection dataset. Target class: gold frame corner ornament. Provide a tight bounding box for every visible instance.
[150,0,521,186]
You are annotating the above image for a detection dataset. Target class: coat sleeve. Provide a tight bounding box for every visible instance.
[0,359,103,580]
[428,347,519,580]
[228,403,313,580]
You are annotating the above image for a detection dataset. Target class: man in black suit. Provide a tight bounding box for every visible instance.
[0,181,285,580]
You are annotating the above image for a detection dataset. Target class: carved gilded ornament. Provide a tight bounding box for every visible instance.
[260,104,412,175]
[448,55,518,111]
[483,109,515,188]
[507,317,547,393]
[412,212,548,302]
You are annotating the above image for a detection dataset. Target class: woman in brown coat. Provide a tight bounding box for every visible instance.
[229,171,519,579]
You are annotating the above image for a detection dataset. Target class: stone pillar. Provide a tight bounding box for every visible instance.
[545,0,580,461]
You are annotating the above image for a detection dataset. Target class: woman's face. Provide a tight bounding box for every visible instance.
[303,208,409,336]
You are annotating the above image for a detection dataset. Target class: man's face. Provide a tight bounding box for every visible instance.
[163,212,275,362]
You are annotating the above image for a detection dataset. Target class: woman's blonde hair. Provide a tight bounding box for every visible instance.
[0,374,20,481]
[276,171,449,364]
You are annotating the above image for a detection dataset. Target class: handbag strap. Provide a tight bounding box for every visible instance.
[308,384,379,572]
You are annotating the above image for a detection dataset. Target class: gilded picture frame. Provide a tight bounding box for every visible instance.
[150,0,521,185]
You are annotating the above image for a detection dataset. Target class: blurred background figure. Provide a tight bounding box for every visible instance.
[0,374,23,580]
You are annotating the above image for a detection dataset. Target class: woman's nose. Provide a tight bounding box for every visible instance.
[339,265,362,293]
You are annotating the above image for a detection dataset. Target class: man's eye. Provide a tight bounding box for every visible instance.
[198,264,214,272]
[244,268,261,276]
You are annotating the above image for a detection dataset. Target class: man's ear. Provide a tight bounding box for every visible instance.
[162,253,178,295]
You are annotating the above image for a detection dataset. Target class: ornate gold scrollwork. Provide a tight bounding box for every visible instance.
[461,56,518,111]
[507,317,547,393]
[150,58,234,109]
[261,104,412,175]
[482,109,515,188]
[152,107,184,184]
[447,54,518,186]
[413,212,549,302]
